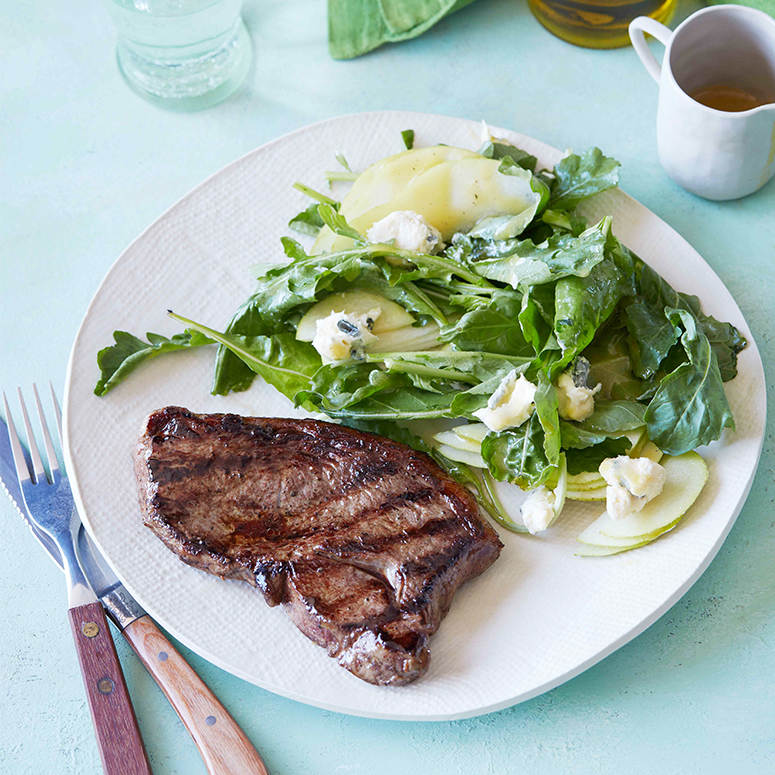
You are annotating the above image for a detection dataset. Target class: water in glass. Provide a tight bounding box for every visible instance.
[105,0,252,109]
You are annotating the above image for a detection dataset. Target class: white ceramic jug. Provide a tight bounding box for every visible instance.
[630,5,775,201]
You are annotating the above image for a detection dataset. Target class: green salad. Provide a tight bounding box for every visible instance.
[95,129,745,554]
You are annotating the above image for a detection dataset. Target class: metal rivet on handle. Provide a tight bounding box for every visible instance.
[205,716,216,726]
[81,622,100,638]
[97,678,115,695]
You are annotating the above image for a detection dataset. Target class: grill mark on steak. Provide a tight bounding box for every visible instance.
[134,406,502,686]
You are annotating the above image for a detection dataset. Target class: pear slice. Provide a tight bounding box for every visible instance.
[576,540,652,557]
[433,429,481,454]
[567,470,605,487]
[596,451,708,540]
[637,440,663,464]
[435,443,486,469]
[369,322,442,353]
[624,426,648,456]
[568,477,606,492]
[296,290,414,341]
[578,517,671,548]
[566,486,607,502]
[454,423,490,444]
[314,150,544,253]
[312,146,483,254]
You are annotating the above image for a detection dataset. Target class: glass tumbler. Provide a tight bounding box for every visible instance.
[104,0,253,110]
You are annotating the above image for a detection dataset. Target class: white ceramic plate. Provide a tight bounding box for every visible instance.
[64,112,766,721]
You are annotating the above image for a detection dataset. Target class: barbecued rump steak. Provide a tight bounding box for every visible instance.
[134,407,502,686]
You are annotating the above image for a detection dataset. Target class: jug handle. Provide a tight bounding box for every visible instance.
[629,17,673,83]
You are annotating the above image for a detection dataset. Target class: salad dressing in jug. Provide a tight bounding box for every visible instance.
[689,83,774,112]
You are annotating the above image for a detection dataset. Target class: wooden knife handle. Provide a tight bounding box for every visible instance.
[122,615,270,775]
[68,602,152,775]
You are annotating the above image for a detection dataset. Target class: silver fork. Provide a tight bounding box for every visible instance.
[5,386,92,604]
[4,385,152,775]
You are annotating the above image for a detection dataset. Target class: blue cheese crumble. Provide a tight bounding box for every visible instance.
[599,456,667,520]
[311,308,381,365]
[473,370,537,432]
[520,486,557,534]
[366,210,443,254]
[556,371,602,422]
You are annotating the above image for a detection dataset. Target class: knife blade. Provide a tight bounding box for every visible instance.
[0,415,270,775]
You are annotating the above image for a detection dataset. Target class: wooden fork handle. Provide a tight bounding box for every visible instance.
[122,615,270,775]
[68,602,152,775]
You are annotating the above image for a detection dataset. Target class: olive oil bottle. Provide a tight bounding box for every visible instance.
[528,0,677,49]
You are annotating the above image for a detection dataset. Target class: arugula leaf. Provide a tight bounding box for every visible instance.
[554,255,632,370]
[299,363,408,413]
[535,373,561,465]
[477,140,538,172]
[645,308,735,454]
[288,202,325,237]
[369,350,532,385]
[170,313,321,401]
[473,216,611,289]
[560,422,615,450]
[340,417,422,450]
[291,181,338,207]
[321,388,457,421]
[549,148,621,211]
[94,329,214,396]
[636,262,746,382]
[316,204,366,243]
[212,298,273,395]
[558,400,645,451]
[213,236,357,396]
[679,293,746,381]
[552,230,636,372]
[579,399,647,433]
[480,413,552,488]
[518,283,556,354]
[439,289,534,357]
[624,298,680,379]
[242,240,406,328]
[540,209,588,236]
[444,233,516,265]
[383,249,487,287]
[583,318,648,401]
[566,437,630,474]
[347,272,450,325]
[324,153,359,184]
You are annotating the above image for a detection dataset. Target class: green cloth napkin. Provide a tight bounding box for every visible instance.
[706,0,775,16]
[329,0,478,59]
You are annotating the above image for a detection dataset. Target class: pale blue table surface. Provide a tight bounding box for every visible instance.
[1,1,774,773]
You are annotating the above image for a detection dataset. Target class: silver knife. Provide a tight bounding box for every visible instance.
[1,414,270,775]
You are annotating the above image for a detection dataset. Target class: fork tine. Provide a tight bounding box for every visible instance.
[33,384,60,482]
[49,381,63,448]
[3,392,33,486]
[17,388,47,485]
